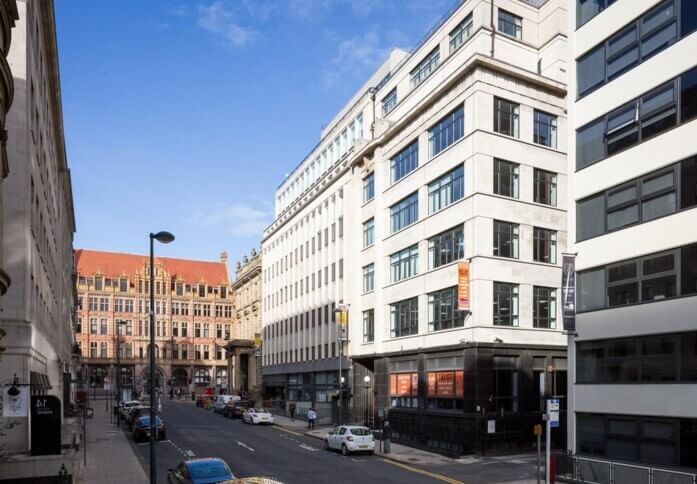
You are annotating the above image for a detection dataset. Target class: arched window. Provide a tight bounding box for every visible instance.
[194,368,210,385]
[216,369,228,387]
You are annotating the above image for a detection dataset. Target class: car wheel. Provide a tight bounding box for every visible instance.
[341,444,349,456]
[324,440,330,450]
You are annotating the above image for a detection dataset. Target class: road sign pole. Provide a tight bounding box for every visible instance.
[534,423,542,484]
[545,415,551,484]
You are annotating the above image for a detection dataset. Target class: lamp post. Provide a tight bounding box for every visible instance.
[149,231,174,484]
[115,320,126,424]
[363,375,371,427]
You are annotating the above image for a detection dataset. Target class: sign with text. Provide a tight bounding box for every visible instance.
[30,395,62,455]
[562,255,576,332]
[2,385,29,417]
[547,399,560,429]
[457,261,470,311]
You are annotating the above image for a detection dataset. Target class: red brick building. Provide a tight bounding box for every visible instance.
[74,249,236,397]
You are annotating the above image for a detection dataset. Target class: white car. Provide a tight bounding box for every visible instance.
[242,408,275,425]
[119,400,140,419]
[325,426,375,456]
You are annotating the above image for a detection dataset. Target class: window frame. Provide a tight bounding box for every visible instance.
[428,165,464,213]
[363,218,375,248]
[428,286,466,332]
[382,88,398,116]
[494,159,520,199]
[390,297,419,338]
[534,110,558,148]
[494,97,520,138]
[493,220,520,259]
[493,282,519,326]
[498,9,522,39]
[533,227,558,264]
[428,226,464,270]
[390,140,419,184]
[390,192,419,233]
[390,245,419,283]
[533,286,557,329]
[449,13,473,53]
[428,106,465,158]
[363,173,375,203]
[410,47,440,88]
[362,263,375,293]
[363,309,374,343]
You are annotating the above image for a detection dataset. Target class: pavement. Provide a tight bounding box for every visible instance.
[80,398,542,484]
[80,401,147,484]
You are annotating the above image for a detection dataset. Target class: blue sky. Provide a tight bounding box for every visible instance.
[56,0,454,268]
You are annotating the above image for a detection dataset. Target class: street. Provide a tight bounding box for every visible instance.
[127,401,462,484]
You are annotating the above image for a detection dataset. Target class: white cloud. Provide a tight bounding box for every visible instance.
[195,202,272,238]
[322,28,394,89]
[197,1,257,48]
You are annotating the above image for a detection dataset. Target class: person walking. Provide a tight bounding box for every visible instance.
[289,402,296,421]
[307,408,317,429]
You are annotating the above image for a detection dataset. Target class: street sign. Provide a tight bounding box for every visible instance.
[534,424,542,436]
[547,399,560,428]
[487,420,496,434]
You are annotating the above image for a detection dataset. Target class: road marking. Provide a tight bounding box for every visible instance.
[185,449,196,457]
[299,443,319,452]
[236,441,256,452]
[381,459,465,484]
[273,426,304,437]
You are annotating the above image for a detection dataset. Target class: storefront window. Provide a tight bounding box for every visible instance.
[426,370,464,410]
[389,373,418,408]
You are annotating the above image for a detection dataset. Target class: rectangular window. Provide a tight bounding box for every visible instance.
[363,264,374,293]
[493,282,519,326]
[533,227,557,264]
[389,372,419,408]
[428,226,464,269]
[577,1,678,97]
[449,14,473,53]
[681,67,697,123]
[390,297,419,338]
[493,356,519,412]
[534,110,558,148]
[493,220,519,259]
[410,47,439,88]
[363,309,374,343]
[391,140,419,183]
[363,218,374,248]
[429,106,464,158]
[498,9,522,39]
[390,245,419,282]
[577,0,617,28]
[534,169,557,206]
[390,192,418,233]
[533,286,557,329]
[494,159,519,198]
[428,287,465,332]
[382,88,397,116]
[428,165,464,213]
[494,98,520,138]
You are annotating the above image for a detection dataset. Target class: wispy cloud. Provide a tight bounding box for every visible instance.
[170,5,188,17]
[194,202,273,238]
[289,0,388,20]
[197,1,257,48]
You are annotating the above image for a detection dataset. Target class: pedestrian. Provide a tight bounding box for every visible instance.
[307,408,317,429]
[191,391,196,402]
[169,387,174,400]
[289,402,296,421]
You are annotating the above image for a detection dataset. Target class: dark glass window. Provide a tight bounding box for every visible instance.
[494,159,519,198]
[577,45,605,95]
[533,286,557,329]
[363,309,374,343]
[428,165,464,213]
[494,98,519,137]
[391,140,419,183]
[533,227,557,264]
[382,88,397,116]
[390,245,418,283]
[606,102,639,156]
[492,356,519,412]
[681,156,697,209]
[429,106,464,157]
[576,118,605,169]
[534,110,558,148]
[493,282,518,326]
[576,0,617,28]
[390,192,418,233]
[411,47,439,88]
[428,287,465,332]
[577,268,606,312]
[682,0,697,37]
[428,226,464,269]
[534,169,557,206]
[640,82,677,140]
[493,220,519,259]
[390,298,419,338]
[681,67,697,123]
[363,173,375,203]
[681,243,697,295]
[498,9,522,39]
[449,14,473,53]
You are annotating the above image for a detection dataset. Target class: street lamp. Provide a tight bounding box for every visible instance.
[363,375,371,427]
[149,231,174,484]
[115,319,127,425]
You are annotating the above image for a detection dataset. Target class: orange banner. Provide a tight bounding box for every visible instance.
[458,261,470,311]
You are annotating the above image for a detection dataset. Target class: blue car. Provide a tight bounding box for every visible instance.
[167,458,234,484]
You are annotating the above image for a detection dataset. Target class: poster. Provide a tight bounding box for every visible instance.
[3,385,29,417]
[436,372,454,396]
[562,255,576,332]
[458,261,470,311]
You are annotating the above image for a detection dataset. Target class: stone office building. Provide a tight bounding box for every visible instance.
[74,249,236,397]
[346,0,569,455]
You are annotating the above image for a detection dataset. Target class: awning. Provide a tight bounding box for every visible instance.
[30,371,52,391]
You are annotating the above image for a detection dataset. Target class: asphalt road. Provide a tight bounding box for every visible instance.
[126,400,459,484]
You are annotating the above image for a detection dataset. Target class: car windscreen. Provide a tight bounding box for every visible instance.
[138,417,161,426]
[189,462,230,479]
[349,428,371,436]
[253,408,268,413]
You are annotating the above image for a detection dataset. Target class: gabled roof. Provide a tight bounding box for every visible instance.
[74,249,229,285]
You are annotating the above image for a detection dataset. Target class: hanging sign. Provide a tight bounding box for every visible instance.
[562,255,576,332]
[457,261,470,311]
[3,385,29,417]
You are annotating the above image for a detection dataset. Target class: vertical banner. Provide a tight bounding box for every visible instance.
[457,261,470,311]
[337,305,348,341]
[562,255,576,332]
[3,385,29,417]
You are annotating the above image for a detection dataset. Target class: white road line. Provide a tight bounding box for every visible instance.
[185,449,196,457]
[299,443,319,452]
[236,441,256,452]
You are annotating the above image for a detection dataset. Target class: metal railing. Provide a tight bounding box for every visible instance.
[555,452,697,484]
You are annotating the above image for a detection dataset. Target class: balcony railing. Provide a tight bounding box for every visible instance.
[555,452,697,484]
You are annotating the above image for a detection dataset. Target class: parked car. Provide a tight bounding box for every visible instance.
[196,395,215,409]
[127,406,151,429]
[213,395,240,414]
[167,458,234,484]
[133,416,166,442]
[222,400,248,419]
[242,408,274,425]
[324,426,375,456]
[119,400,140,419]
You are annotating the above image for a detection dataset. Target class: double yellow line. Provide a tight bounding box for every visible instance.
[381,458,465,484]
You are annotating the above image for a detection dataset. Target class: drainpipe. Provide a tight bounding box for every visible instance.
[368,87,377,140]
[490,0,495,58]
